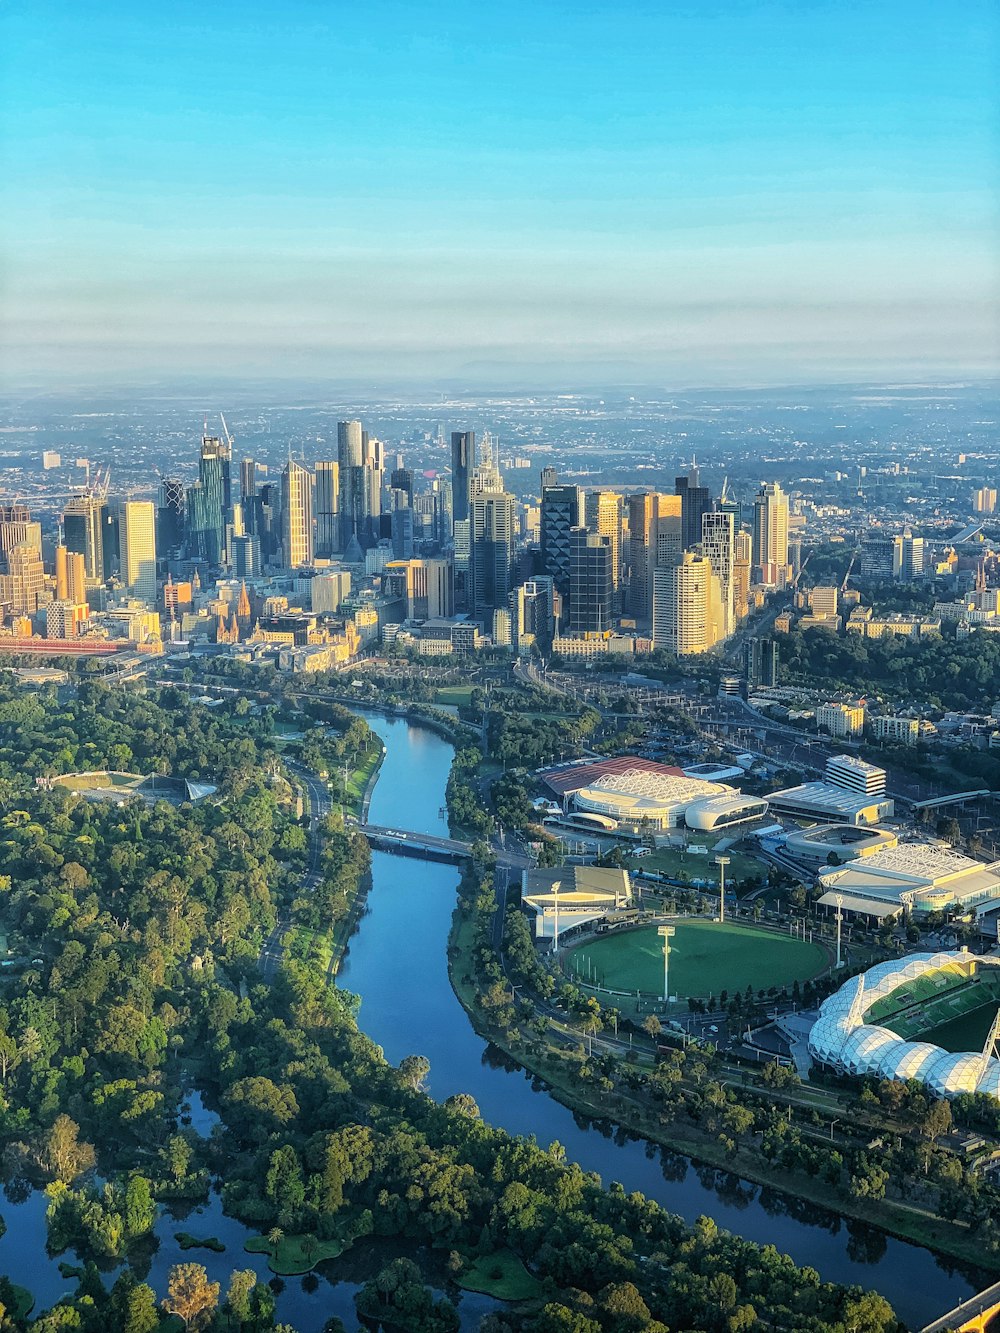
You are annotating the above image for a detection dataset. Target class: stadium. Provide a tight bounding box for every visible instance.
[808,951,1000,1099]
[567,919,830,1000]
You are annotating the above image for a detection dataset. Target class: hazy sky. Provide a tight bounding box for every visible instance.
[1,0,998,387]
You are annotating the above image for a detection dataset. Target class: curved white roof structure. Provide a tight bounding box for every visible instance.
[808,951,1000,1100]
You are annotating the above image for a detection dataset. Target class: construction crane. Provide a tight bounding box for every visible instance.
[219,413,235,455]
[840,548,858,593]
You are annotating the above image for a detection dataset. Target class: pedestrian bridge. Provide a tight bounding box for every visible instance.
[920,1280,1000,1333]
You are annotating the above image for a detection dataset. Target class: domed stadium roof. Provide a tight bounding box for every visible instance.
[807,950,1000,1101]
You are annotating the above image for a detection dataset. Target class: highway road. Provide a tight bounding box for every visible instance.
[259,759,331,982]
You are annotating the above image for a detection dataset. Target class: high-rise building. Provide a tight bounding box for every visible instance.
[511,577,555,653]
[585,491,622,600]
[652,552,722,656]
[752,482,790,587]
[893,531,926,581]
[231,534,260,579]
[310,570,351,614]
[0,544,44,614]
[68,550,87,605]
[337,420,364,552]
[64,495,105,582]
[568,528,613,633]
[626,493,656,618]
[157,478,185,554]
[808,585,839,617]
[744,636,779,688]
[0,505,42,570]
[541,484,583,601]
[120,500,157,604]
[188,432,232,566]
[55,545,69,601]
[257,483,281,565]
[975,487,997,514]
[540,465,559,491]
[314,460,339,558]
[239,459,258,536]
[451,431,474,530]
[281,460,314,568]
[468,449,515,621]
[675,467,712,553]
[390,507,415,560]
[701,509,735,638]
[732,529,752,620]
[384,558,453,619]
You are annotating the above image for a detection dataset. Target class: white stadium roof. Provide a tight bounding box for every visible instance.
[819,844,1000,913]
[808,951,1000,1100]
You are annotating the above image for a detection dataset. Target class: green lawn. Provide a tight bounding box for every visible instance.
[245,1232,346,1275]
[458,1251,544,1301]
[627,840,763,886]
[435,685,474,706]
[903,1002,1000,1053]
[569,920,829,998]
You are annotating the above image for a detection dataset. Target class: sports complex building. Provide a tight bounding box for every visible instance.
[816,843,1000,921]
[809,951,1000,1099]
[537,757,766,834]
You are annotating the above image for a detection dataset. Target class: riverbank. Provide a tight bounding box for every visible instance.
[447,885,996,1278]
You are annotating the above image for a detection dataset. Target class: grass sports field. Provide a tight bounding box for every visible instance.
[907,1003,1000,1054]
[568,920,829,998]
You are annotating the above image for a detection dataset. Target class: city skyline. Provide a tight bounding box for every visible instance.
[1,1,997,387]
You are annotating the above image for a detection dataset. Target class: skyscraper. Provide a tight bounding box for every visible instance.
[652,552,723,656]
[540,484,583,601]
[568,528,613,633]
[157,478,185,554]
[732,529,753,620]
[451,431,475,530]
[314,460,339,558]
[675,465,712,553]
[281,460,314,568]
[189,432,232,566]
[338,420,364,552]
[64,494,105,582]
[239,459,258,536]
[469,449,515,621]
[120,500,157,604]
[585,491,622,602]
[701,509,735,639]
[752,481,790,587]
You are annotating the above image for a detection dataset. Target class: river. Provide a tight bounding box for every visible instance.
[336,712,983,1331]
[0,711,982,1329]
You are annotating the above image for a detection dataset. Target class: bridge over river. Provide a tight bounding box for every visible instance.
[358,821,534,870]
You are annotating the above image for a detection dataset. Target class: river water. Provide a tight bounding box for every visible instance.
[336,712,982,1331]
[0,712,981,1329]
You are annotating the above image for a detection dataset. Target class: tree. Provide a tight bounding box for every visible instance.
[225,1270,257,1325]
[41,1115,96,1183]
[161,1263,220,1331]
[166,1134,192,1184]
[923,1098,953,1142]
[398,1054,431,1091]
[122,1283,159,1333]
[642,1015,662,1041]
[265,1145,305,1225]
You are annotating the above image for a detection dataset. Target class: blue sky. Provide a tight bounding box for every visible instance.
[1,0,997,385]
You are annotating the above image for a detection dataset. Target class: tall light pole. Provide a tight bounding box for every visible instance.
[715,856,731,924]
[552,880,561,954]
[658,925,676,1003]
[835,892,844,969]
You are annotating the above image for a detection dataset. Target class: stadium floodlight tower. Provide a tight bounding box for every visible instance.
[551,880,562,954]
[658,924,676,1003]
[835,893,845,969]
[715,856,731,924]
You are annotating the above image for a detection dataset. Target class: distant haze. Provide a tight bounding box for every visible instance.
[2,1,997,388]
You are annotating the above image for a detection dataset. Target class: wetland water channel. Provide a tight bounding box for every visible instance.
[0,713,983,1328]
